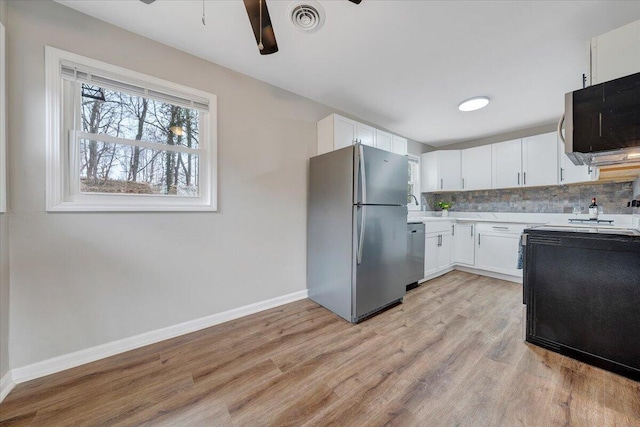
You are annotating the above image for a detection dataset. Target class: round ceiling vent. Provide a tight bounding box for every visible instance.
[288,1,325,33]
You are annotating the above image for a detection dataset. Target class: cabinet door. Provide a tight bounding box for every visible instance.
[476,232,522,277]
[420,152,439,193]
[376,130,393,152]
[453,223,475,266]
[522,132,558,187]
[438,150,462,191]
[392,135,408,155]
[592,20,640,84]
[461,145,492,190]
[558,138,595,184]
[437,233,452,270]
[334,115,356,150]
[424,234,439,277]
[356,123,376,147]
[492,139,522,189]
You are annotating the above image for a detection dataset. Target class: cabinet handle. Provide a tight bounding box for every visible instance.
[452,225,455,236]
[523,172,526,185]
[517,172,520,185]
[471,225,474,237]
[478,233,481,246]
[440,179,443,189]
[462,178,465,189]
[560,167,564,182]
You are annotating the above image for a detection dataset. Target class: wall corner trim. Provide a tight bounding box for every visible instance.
[0,370,15,404]
[9,289,309,386]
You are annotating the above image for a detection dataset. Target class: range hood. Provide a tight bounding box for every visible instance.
[561,71,640,167]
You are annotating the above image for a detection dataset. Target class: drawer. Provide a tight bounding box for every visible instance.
[425,221,454,234]
[477,223,527,234]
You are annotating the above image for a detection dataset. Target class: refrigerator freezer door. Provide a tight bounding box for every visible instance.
[354,205,407,321]
[356,145,409,206]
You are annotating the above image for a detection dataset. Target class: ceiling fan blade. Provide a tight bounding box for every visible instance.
[243,0,279,55]
[139,0,156,4]
[348,0,362,4]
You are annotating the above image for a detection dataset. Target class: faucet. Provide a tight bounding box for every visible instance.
[408,194,419,205]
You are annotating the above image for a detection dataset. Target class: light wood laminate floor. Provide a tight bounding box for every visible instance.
[1,271,639,426]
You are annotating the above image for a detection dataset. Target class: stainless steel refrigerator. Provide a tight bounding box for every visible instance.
[308,144,409,323]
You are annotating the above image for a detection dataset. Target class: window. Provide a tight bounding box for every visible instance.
[407,155,421,211]
[45,47,217,211]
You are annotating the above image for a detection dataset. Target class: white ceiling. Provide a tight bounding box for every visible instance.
[57,0,640,147]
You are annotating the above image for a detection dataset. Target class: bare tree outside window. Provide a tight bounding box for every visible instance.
[79,85,200,196]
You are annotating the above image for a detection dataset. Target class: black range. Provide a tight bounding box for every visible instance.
[523,225,640,380]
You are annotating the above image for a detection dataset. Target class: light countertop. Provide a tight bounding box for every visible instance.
[407,211,640,230]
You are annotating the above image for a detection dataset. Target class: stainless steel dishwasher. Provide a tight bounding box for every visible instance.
[406,222,425,290]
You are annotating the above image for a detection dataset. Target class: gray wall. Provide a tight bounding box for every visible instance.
[4,0,342,369]
[424,181,635,214]
[0,217,7,381]
[0,0,10,381]
[408,140,433,156]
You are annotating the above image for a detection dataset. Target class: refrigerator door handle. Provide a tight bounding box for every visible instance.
[357,205,366,265]
[359,144,367,205]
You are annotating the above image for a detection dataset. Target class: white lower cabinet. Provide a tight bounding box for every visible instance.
[424,234,439,277]
[421,220,527,283]
[475,223,525,277]
[452,223,475,266]
[424,222,453,278]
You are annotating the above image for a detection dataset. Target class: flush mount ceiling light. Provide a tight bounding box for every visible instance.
[458,96,490,112]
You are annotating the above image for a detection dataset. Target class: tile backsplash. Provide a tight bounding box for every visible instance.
[423,181,635,214]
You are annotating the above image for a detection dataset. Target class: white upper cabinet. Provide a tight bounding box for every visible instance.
[492,134,558,189]
[375,129,393,152]
[522,132,558,187]
[492,139,522,189]
[317,114,409,155]
[439,151,462,191]
[421,152,439,193]
[356,122,376,147]
[461,145,492,190]
[590,19,640,84]
[392,135,408,156]
[420,151,461,192]
[317,114,356,155]
[333,115,356,150]
[558,138,597,184]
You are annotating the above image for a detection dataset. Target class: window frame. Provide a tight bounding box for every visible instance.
[45,46,217,212]
[0,23,6,213]
[407,154,421,211]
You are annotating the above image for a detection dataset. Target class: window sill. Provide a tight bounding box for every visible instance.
[47,199,217,212]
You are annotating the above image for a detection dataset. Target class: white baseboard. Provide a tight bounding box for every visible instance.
[454,266,522,284]
[418,266,522,285]
[10,289,308,385]
[0,370,15,403]
[419,267,455,283]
